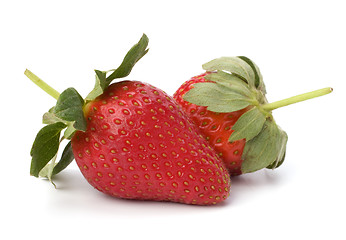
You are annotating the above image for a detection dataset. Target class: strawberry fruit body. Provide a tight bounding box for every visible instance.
[26,34,230,205]
[174,73,247,176]
[71,81,230,205]
[174,57,332,175]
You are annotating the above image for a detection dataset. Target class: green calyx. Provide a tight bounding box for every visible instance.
[183,56,332,173]
[25,34,149,184]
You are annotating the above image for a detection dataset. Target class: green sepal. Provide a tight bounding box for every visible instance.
[237,56,265,92]
[241,119,288,173]
[204,71,253,98]
[95,70,108,90]
[38,141,75,185]
[54,87,87,131]
[63,124,77,139]
[202,57,256,88]
[85,70,107,101]
[183,82,252,112]
[228,107,267,143]
[43,107,78,139]
[86,33,149,101]
[30,122,67,177]
[267,152,286,170]
[106,34,149,82]
[52,141,74,175]
[38,152,58,187]
[42,107,68,125]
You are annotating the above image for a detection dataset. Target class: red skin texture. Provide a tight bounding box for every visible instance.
[71,81,230,205]
[173,73,247,176]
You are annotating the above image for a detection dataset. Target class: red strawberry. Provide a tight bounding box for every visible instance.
[71,80,230,204]
[174,73,247,176]
[26,34,230,205]
[174,57,332,175]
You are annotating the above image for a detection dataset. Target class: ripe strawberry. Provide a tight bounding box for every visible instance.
[71,80,230,204]
[174,73,247,176]
[26,34,230,205]
[174,57,332,176]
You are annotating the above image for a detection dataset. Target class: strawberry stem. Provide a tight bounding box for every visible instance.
[24,69,60,100]
[262,87,333,111]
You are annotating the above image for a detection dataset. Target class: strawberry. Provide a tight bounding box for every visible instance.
[26,34,230,205]
[174,73,247,176]
[174,57,332,175]
[71,80,230,204]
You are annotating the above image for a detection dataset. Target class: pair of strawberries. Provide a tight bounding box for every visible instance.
[27,34,332,205]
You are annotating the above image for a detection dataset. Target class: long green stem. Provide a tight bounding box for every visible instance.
[262,87,333,111]
[24,69,60,100]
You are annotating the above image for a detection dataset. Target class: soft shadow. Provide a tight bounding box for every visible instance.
[227,170,285,205]
[45,169,229,217]
[231,170,281,186]
[46,168,289,212]
[50,169,90,191]
[48,169,284,211]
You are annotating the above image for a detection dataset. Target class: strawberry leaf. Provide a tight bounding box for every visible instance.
[86,34,149,101]
[266,151,286,169]
[95,70,107,90]
[85,70,107,101]
[38,152,58,185]
[63,124,77,139]
[241,119,288,173]
[204,72,253,98]
[42,107,68,125]
[42,108,77,139]
[202,57,256,88]
[229,107,267,142]
[183,82,252,112]
[37,141,74,185]
[237,56,266,94]
[54,87,86,131]
[106,33,149,82]
[52,141,74,175]
[237,57,260,88]
[30,122,67,177]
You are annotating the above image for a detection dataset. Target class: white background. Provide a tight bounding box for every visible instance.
[1,0,345,239]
